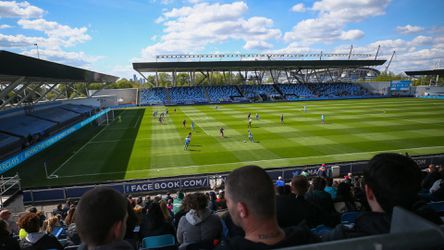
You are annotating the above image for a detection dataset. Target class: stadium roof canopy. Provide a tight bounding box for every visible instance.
[0,50,118,110]
[0,50,118,83]
[405,69,444,77]
[133,59,386,72]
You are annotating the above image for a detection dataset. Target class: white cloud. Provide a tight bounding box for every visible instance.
[396,25,424,34]
[291,3,305,12]
[138,1,281,60]
[0,1,44,18]
[0,24,11,29]
[21,48,102,68]
[243,40,273,50]
[17,19,91,47]
[284,0,390,45]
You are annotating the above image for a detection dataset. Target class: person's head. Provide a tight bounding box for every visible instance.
[18,212,40,233]
[291,175,309,196]
[187,193,208,211]
[177,191,184,200]
[325,178,333,187]
[159,200,171,221]
[75,187,128,247]
[28,207,37,213]
[364,153,422,213]
[225,165,275,228]
[311,177,326,191]
[46,216,59,234]
[0,209,11,221]
[336,182,353,201]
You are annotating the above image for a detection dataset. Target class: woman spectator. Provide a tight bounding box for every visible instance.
[139,202,176,239]
[160,200,173,223]
[177,192,222,249]
[0,219,20,250]
[63,207,81,246]
[18,212,63,250]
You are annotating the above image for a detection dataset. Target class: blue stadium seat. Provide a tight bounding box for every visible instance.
[142,234,176,249]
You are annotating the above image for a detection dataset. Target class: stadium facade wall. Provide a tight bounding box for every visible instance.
[63,98,101,107]
[358,81,390,95]
[0,108,111,174]
[415,86,444,96]
[89,88,138,105]
[21,154,444,204]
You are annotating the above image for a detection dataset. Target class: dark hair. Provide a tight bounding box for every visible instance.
[291,176,309,195]
[365,153,422,213]
[312,177,326,191]
[336,183,354,202]
[145,203,165,230]
[76,187,127,246]
[226,165,275,219]
[187,193,208,211]
[18,212,40,233]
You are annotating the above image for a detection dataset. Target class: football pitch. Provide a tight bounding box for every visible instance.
[8,97,444,188]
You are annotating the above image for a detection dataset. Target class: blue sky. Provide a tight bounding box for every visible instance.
[1,0,443,79]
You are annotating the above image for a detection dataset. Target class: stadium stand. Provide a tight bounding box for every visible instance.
[205,85,241,103]
[169,86,207,104]
[277,83,313,100]
[310,82,370,97]
[139,82,377,105]
[0,132,23,160]
[238,84,281,99]
[0,103,98,161]
[139,87,166,105]
[0,113,57,138]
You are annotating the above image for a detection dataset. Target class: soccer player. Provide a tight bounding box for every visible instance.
[248,129,254,143]
[255,113,259,120]
[247,112,251,120]
[184,132,191,150]
[248,118,252,128]
[321,114,325,124]
[191,121,195,131]
[220,127,224,137]
[182,119,186,128]
[280,114,284,124]
[304,105,307,113]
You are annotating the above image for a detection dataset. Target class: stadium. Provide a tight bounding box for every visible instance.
[0,0,444,248]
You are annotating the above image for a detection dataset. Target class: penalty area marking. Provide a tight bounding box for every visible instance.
[49,124,109,177]
[55,145,444,179]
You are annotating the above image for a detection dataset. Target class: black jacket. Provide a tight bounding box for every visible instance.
[216,226,319,250]
[276,194,320,228]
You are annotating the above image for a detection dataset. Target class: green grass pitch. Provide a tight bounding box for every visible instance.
[7,97,444,188]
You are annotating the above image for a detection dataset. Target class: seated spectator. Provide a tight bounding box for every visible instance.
[18,213,63,250]
[174,195,189,229]
[324,178,337,200]
[177,193,222,249]
[124,200,139,249]
[160,200,173,223]
[76,187,133,249]
[216,191,227,210]
[305,177,339,227]
[334,182,359,212]
[52,204,64,217]
[140,202,176,239]
[0,209,18,235]
[63,206,80,246]
[276,175,320,228]
[323,153,443,241]
[217,165,318,249]
[421,164,440,191]
[0,219,20,250]
[275,176,285,187]
[173,192,185,215]
[208,192,218,212]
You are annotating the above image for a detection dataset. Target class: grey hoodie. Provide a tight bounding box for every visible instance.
[177,208,222,248]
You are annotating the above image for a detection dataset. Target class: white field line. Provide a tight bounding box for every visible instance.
[50,125,108,176]
[133,114,141,128]
[57,145,444,178]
